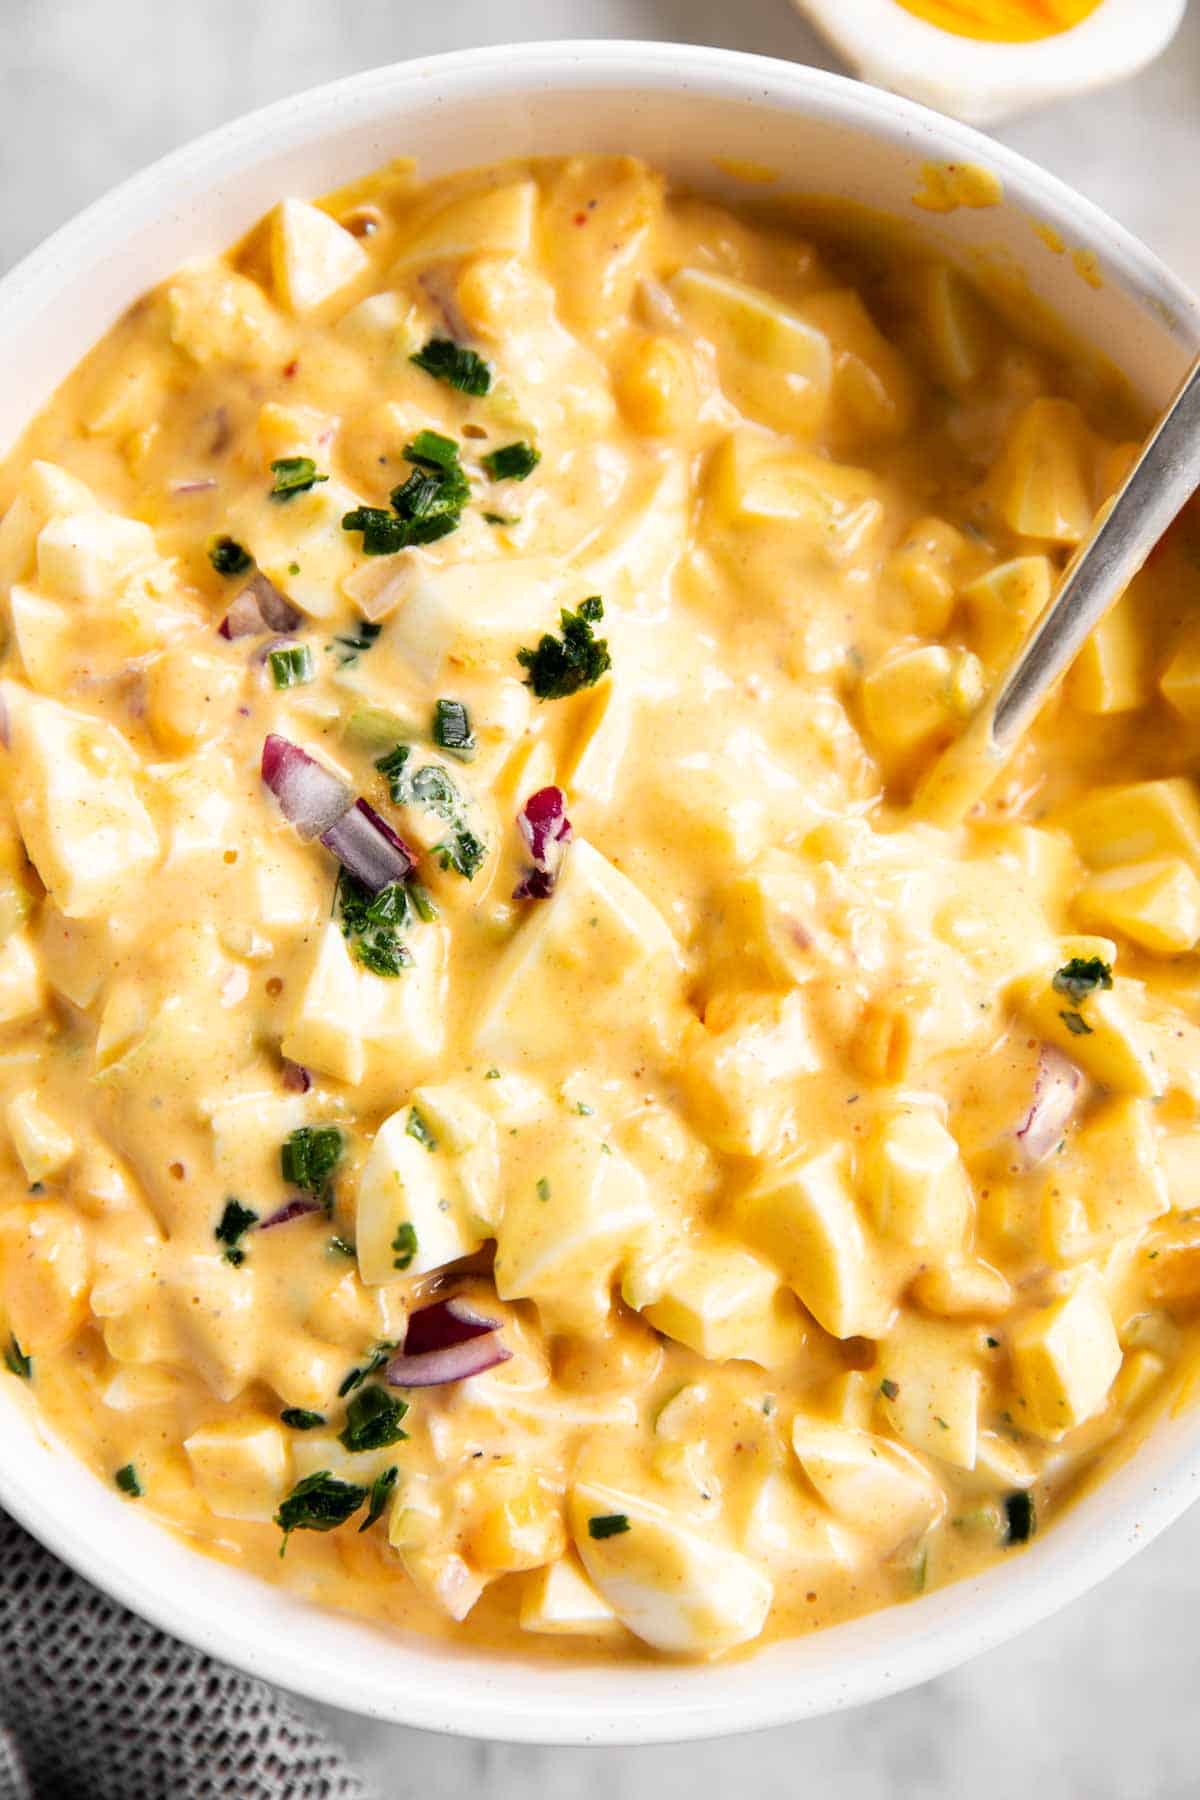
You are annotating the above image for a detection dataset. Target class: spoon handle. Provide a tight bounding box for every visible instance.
[915,351,1200,824]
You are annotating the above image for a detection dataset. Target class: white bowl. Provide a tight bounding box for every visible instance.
[1,41,1199,1747]
[792,0,1186,125]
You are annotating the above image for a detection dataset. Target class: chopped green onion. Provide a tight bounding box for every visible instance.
[330,619,382,665]
[269,456,328,501]
[268,643,314,689]
[215,1197,258,1265]
[391,1223,418,1271]
[482,441,540,482]
[518,596,610,700]
[588,1513,630,1539]
[280,1126,344,1197]
[409,883,439,923]
[410,338,492,395]
[1003,1490,1037,1545]
[432,698,476,761]
[115,1464,142,1498]
[406,1107,437,1152]
[208,535,252,576]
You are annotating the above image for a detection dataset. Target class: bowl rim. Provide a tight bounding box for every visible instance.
[3,37,1200,1746]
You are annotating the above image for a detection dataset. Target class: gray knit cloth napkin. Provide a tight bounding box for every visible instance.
[0,1509,373,1800]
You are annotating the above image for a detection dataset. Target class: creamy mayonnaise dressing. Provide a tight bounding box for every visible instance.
[1,153,1199,1662]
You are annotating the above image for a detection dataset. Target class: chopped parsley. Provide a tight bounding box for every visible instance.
[275,1471,367,1551]
[3,1337,31,1380]
[359,1465,399,1532]
[280,1125,344,1198]
[269,456,328,501]
[338,1385,409,1454]
[268,643,314,689]
[115,1464,142,1497]
[879,1378,900,1401]
[517,596,611,700]
[1003,1490,1037,1545]
[1059,1009,1094,1037]
[432,698,476,761]
[215,1197,258,1266]
[342,433,470,555]
[587,1513,630,1540]
[406,1107,437,1152]
[391,1222,418,1272]
[281,1408,326,1431]
[329,1235,357,1259]
[376,746,486,881]
[208,535,252,576]
[1052,957,1113,1004]
[482,441,540,482]
[410,338,492,396]
[336,870,413,977]
[330,619,382,665]
[338,1341,398,1399]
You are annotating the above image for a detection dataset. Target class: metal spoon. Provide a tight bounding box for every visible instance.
[914,351,1200,826]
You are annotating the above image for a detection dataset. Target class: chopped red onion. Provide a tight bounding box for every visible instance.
[320,799,415,894]
[260,1196,322,1230]
[219,573,302,640]
[386,1296,509,1387]
[386,1336,511,1389]
[403,1297,501,1357]
[281,1058,312,1094]
[170,477,219,495]
[1014,1045,1082,1170]
[261,734,353,840]
[513,785,572,900]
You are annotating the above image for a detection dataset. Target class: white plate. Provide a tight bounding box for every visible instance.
[1,40,1198,1746]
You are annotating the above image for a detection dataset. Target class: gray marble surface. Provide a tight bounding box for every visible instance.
[4,1,1199,1792]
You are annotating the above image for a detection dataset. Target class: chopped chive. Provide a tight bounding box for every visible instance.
[328,1235,357,1259]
